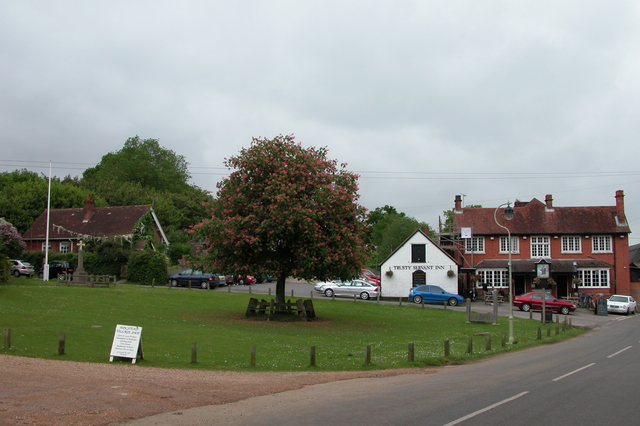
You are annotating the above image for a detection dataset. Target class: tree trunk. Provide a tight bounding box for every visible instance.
[275,271,287,304]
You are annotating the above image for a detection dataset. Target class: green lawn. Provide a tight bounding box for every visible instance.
[0,278,585,371]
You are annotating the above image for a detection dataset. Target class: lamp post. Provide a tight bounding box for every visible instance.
[494,202,515,344]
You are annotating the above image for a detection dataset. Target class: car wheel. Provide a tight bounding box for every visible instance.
[360,292,370,300]
[256,277,264,284]
[626,308,630,316]
[413,295,422,304]
[38,271,43,279]
[238,279,245,286]
[560,306,570,315]
[324,288,334,297]
[201,282,209,290]
[13,270,20,278]
[171,280,179,287]
[521,303,531,312]
[448,297,459,306]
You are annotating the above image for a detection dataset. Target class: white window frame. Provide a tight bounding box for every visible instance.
[499,236,519,254]
[465,237,485,254]
[577,268,610,288]
[530,236,550,258]
[477,269,508,288]
[592,235,612,253]
[41,242,51,252]
[59,241,70,254]
[561,236,581,254]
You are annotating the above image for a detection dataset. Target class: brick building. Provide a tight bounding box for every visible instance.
[443,191,631,299]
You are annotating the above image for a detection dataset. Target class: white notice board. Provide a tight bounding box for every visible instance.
[109,324,142,363]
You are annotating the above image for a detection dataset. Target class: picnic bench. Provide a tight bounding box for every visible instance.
[246,298,316,320]
[484,293,504,305]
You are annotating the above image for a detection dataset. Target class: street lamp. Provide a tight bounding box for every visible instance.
[494,202,515,344]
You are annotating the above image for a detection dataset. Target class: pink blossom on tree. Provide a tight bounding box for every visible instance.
[190,135,370,303]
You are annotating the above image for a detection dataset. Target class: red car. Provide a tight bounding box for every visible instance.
[513,292,576,315]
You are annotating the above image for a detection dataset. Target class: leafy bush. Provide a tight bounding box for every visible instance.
[127,250,168,285]
[0,256,10,283]
[85,239,129,276]
[167,242,192,265]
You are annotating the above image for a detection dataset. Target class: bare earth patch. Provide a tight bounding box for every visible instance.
[0,355,434,426]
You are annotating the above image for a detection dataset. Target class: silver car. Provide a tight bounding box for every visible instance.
[10,260,35,278]
[314,279,342,292]
[322,279,379,300]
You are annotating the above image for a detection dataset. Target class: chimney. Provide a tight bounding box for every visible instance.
[545,194,553,211]
[615,190,626,225]
[454,195,462,213]
[83,194,95,223]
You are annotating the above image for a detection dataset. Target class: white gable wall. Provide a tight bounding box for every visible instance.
[380,231,458,298]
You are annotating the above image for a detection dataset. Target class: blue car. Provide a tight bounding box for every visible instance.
[409,285,464,306]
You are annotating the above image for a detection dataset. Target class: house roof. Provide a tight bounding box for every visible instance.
[630,243,640,267]
[23,204,153,241]
[379,228,459,267]
[453,198,630,236]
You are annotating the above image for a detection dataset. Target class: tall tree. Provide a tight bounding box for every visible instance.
[190,135,370,303]
[82,136,191,193]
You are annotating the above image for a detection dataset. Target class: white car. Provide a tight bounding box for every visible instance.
[607,295,637,315]
[322,279,380,300]
[314,279,342,292]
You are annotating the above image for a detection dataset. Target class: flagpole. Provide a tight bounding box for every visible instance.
[44,161,52,281]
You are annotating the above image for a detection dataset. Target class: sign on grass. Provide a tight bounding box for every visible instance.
[109,324,142,363]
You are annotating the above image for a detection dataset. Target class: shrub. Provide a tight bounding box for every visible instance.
[0,256,10,283]
[167,242,192,265]
[127,250,168,285]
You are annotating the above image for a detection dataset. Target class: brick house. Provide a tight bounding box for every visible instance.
[22,195,168,253]
[443,190,631,299]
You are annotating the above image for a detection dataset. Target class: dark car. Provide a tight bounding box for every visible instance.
[168,269,226,289]
[513,292,576,315]
[409,285,464,306]
[39,260,74,279]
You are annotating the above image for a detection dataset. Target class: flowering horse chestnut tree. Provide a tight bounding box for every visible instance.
[190,135,370,304]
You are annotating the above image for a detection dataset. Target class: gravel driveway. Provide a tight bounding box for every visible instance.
[0,355,431,426]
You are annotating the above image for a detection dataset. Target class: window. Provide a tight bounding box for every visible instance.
[530,236,550,258]
[412,270,426,286]
[499,236,519,254]
[465,237,484,254]
[477,269,508,288]
[561,236,581,254]
[59,242,70,254]
[41,242,51,252]
[411,244,426,262]
[592,236,612,253]
[578,269,610,287]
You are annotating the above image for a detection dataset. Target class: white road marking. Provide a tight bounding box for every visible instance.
[442,391,529,426]
[607,346,633,358]
[552,363,595,382]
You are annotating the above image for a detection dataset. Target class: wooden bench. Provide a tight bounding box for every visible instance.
[246,298,315,320]
[484,294,504,305]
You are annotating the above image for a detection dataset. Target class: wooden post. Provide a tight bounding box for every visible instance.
[228,284,231,293]
[537,327,542,340]
[191,343,197,364]
[249,285,252,294]
[58,333,66,356]
[421,299,424,308]
[310,291,313,299]
[4,328,11,349]
[399,298,402,307]
[152,278,155,288]
[188,279,192,290]
[310,346,316,367]
[443,301,447,310]
[485,334,491,351]
[555,321,560,335]
[364,345,371,366]
[529,310,532,320]
[444,339,450,357]
[467,337,473,354]
[408,343,415,362]
[250,345,256,367]
[291,289,294,298]
[547,323,551,337]
[501,332,506,347]
[353,294,357,302]
[377,293,380,304]
[268,287,271,296]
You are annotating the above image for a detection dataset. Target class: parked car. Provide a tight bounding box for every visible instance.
[168,269,226,289]
[233,275,256,285]
[255,275,273,283]
[322,279,379,300]
[361,269,381,285]
[607,295,637,315]
[409,285,464,306]
[314,279,343,292]
[38,260,74,279]
[9,260,34,278]
[513,292,576,315]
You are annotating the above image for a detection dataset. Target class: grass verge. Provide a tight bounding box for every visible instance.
[0,278,586,371]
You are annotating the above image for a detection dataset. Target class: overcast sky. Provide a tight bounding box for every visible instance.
[2,1,639,243]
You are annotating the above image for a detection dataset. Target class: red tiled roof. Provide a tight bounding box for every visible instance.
[453,198,630,236]
[23,205,152,240]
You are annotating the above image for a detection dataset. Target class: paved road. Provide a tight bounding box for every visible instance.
[123,310,638,426]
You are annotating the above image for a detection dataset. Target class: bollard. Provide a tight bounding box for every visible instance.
[444,339,450,357]
[399,298,402,307]
[310,291,313,299]
[332,292,335,301]
[537,327,542,340]
[152,278,155,288]
[268,287,271,296]
[4,328,11,350]
[443,301,447,310]
[191,343,197,364]
[58,333,66,356]
[467,337,473,354]
[501,332,506,347]
[310,346,316,367]
[354,294,357,302]
[421,299,424,308]
[364,345,372,366]
[188,280,192,290]
[555,322,559,335]
[485,334,491,351]
[377,293,380,304]
[529,310,532,320]
[249,286,252,294]
[547,323,551,337]
[291,289,294,298]
[408,343,415,362]
[250,345,256,367]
